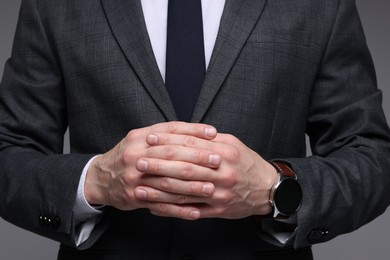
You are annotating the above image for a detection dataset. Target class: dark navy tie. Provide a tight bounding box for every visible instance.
[165,0,206,122]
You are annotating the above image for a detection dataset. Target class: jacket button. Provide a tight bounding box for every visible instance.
[38,215,60,230]
[38,215,45,226]
[308,229,329,242]
[51,217,61,230]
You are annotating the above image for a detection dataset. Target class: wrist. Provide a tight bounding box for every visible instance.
[254,161,279,216]
[84,155,108,206]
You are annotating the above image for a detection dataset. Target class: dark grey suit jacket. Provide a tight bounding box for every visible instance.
[1,0,390,259]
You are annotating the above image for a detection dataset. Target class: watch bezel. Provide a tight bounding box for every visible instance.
[269,162,302,218]
[273,177,302,216]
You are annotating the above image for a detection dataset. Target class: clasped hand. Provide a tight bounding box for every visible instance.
[85,122,277,220]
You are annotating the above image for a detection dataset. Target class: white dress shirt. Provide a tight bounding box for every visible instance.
[73,0,226,246]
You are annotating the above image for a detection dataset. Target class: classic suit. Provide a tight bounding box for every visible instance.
[1,0,390,259]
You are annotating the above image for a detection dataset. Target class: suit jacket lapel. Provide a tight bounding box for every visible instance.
[101,0,177,121]
[192,0,268,122]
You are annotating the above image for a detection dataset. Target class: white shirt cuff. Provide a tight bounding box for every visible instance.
[260,214,298,246]
[73,155,103,246]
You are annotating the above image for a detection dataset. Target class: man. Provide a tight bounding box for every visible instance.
[1,0,390,259]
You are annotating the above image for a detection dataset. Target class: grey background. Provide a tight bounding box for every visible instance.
[0,0,389,259]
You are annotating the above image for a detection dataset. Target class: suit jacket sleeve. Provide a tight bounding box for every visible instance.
[0,0,106,248]
[281,0,390,248]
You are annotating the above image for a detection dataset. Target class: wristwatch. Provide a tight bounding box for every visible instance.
[269,161,302,218]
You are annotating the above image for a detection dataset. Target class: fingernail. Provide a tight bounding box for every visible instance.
[190,210,200,219]
[208,154,221,166]
[202,183,215,195]
[147,134,159,145]
[137,159,148,171]
[205,127,217,138]
[135,189,147,199]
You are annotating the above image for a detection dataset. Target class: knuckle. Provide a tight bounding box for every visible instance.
[157,203,168,214]
[189,182,198,194]
[175,195,188,204]
[125,129,139,141]
[224,169,238,187]
[164,146,177,160]
[196,150,206,164]
[167,123,179,134]
[213,189,233,205]
[177,207,188,218]
[160,177,172,190]
[121,171,133,185]
[122,148,136,164]
[183,136,197,147]
[223,146,239,162]
[117,189,133,209]
[181,164,194,179]
[219,191,233,205]
[214,206,227,216]
[149,191,160,201]
[148,160,160,173]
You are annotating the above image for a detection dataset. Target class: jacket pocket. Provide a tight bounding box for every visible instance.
[246,28,311,46]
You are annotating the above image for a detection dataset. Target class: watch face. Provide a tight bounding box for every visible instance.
[274,178,302,216]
